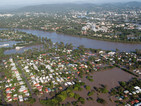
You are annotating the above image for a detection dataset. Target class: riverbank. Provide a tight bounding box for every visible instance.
[4,44,43,55]
[0,28,141,52]
[56,31,141,44]
[0,27,141,44]
[0,41,140,106]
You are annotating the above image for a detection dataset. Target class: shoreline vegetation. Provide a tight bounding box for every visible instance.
[0,31,140,106]
[0,3,141,106]
[113,64,139,77]
[0,27,141,44]
[56,31,141,44]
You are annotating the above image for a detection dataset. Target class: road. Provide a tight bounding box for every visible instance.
[15,59,37,98]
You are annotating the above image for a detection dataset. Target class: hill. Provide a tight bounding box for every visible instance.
[6,1,141,13]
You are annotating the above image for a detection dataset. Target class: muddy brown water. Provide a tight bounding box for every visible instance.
[90,67,134,89]
[5,68,135,106]
[73,67,134,106]
[0,28,141,52]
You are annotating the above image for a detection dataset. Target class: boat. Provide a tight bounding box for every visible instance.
[0,44,9,47]
[15,46,24,50]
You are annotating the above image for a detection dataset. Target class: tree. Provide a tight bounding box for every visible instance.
[97,98,106,104]
[78,97,85,104]
[56,95,66,102]
[87,91,94,96]
[68,92,75,98]
[28,97,36,104]
[51,98,59,105]
[85,85,91,91]
[74,93,80,100]
[78,45,85,51]
[65,43,73,50]
[58,42,65,49]
[73,86,79,91]
[116,48,119,53]
[100,88,108,93]
[119,81,126,87]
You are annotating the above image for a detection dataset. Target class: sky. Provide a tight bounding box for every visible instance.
[0,0,140,9]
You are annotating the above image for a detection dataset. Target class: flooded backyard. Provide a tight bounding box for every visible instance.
[74,67,134,106]
[0,29,140,106]
[91,68,134,89]
[8,67,134,106]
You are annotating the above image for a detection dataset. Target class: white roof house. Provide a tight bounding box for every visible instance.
[19,95,23,102]
[134,86,140,90]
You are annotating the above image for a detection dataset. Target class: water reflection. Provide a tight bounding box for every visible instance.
[0,28,141,52]
[16,29,141,52]
[0,40,20,48]
[4,45,43,55]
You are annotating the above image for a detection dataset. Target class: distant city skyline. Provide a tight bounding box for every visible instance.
[0,0,141,9]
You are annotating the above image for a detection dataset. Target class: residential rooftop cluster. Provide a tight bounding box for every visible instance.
[19,51,77,95]
[110,78,141,106]
[0,43,140,105]
[0,6,141,42]
[0,3,141,106]
[3,58,30,102]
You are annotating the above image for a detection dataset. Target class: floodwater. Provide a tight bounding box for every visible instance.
[80,68,134,90]
[17,29,141,52]
[75,67,134,106]
[4,45,43,55]
[0,28,139,105]
[0,40,20,48]
[0,28,141,52]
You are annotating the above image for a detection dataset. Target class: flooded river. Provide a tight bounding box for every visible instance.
[16,29,141,52]
[0,28,141,54]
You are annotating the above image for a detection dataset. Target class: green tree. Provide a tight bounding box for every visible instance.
[97,98,106,104]
[85,85,91,91]
[68,92,75,98]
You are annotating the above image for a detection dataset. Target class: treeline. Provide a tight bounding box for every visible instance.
[110,78,141,105]
[113,64,138,77]
[57,27,141,43]
[40,81,85,106]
